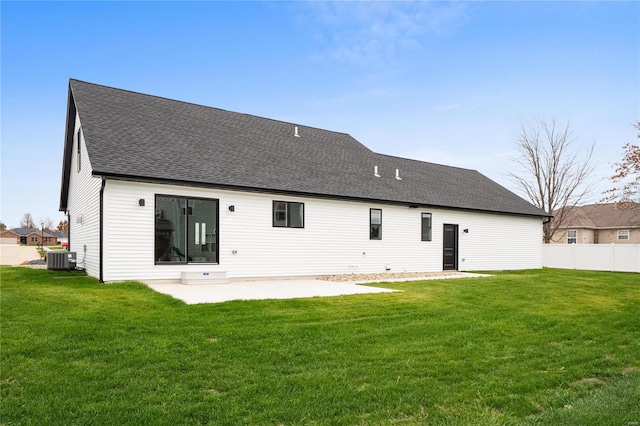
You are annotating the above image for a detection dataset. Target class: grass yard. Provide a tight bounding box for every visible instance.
[1,267,638,425]
[45,245,68,252]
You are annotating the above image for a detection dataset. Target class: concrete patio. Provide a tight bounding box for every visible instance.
[145,272,487,304]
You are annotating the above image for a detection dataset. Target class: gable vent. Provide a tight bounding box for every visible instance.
[294,126,300,137]
[395,169,402,180]
[374,165,381,177]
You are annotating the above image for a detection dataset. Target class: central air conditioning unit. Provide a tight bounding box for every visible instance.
[47,252,77,271]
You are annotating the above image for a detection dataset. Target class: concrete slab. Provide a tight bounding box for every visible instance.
[146,272,487,305]
[0,245,40,265]
[147,279,399,304]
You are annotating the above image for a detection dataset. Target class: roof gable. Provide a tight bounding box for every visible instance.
[60,79,547,217]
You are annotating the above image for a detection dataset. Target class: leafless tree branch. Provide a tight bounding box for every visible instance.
[509,118,595,243]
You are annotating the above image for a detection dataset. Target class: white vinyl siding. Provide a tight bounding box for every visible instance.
[66,116,101,278]
[101,180,543,282]
[447,210,543,271]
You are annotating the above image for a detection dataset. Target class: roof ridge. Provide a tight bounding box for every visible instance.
[69,78,355,138]
[375,152,480,173]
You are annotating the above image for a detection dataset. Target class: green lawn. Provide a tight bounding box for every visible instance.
[45,245,68,252]
[1,266,638,425]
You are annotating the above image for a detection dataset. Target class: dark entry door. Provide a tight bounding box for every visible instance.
[443,224,458,270]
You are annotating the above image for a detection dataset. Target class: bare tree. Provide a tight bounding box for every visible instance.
[509,119,595,243]
[40,217,54,231]
[19,212,36,229]
[603,121,639,205]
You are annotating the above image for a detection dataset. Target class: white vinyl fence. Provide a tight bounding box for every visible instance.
[543,244,640,273]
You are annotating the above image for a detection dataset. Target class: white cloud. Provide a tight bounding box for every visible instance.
[302,1,469,69]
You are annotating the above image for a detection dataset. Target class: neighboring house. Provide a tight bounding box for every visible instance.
[48,230,69,245]
[5,228,59,246]
[0,229,19,245]
[550,203,640,244]
[59,79,549,283]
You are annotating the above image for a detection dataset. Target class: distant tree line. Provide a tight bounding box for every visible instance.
[0,213,68,233]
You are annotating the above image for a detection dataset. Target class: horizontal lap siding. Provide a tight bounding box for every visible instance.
[67,115,101,278]
[102,182,154,280]
[104,182,441,281]
[103,181,543,281]
[450,211,543,271]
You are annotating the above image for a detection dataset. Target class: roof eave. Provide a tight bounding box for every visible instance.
[94,171,550,219]
[59,82,76,212]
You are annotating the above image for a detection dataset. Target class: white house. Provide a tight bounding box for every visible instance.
[59,79,548,283]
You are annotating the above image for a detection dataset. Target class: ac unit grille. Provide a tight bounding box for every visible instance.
[47,252,77,271]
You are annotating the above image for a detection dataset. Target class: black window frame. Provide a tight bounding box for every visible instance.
[77,128,82,172]
[154,194,219,265]
[272,201,305,228]
[370,208,382,240]
[421,212,432,241]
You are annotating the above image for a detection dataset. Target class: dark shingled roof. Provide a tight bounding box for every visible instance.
[60,79,548,217]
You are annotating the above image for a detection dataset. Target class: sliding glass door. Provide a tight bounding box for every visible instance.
[155,195,218,264]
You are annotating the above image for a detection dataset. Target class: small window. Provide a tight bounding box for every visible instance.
[273,201,304,228]
[77,128,82,172]
[421,213,432,241]
[567,230,577,244]
[370,208,382,240]
[617,230,630,240]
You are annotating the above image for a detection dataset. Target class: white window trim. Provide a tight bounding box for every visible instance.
[617,230,630,240]
[567,230,577,244]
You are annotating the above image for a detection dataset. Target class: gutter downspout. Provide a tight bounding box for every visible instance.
[67,211,71,251]
[99,178,105,283]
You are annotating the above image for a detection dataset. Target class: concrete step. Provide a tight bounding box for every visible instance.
[181,271,230,285]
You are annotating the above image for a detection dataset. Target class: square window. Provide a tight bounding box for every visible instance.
[273,201,304,228]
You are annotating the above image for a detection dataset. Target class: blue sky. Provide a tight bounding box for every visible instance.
[1,1,638,228]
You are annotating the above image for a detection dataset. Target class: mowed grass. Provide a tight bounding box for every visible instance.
[1,266,638,425]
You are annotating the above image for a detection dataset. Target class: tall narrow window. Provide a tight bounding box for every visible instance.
[421,213,432,241]
[370,208,382,240]
[77,128,82,172]
[567,230,577,244]
[155,195,218,264]
[273,201,304,228]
